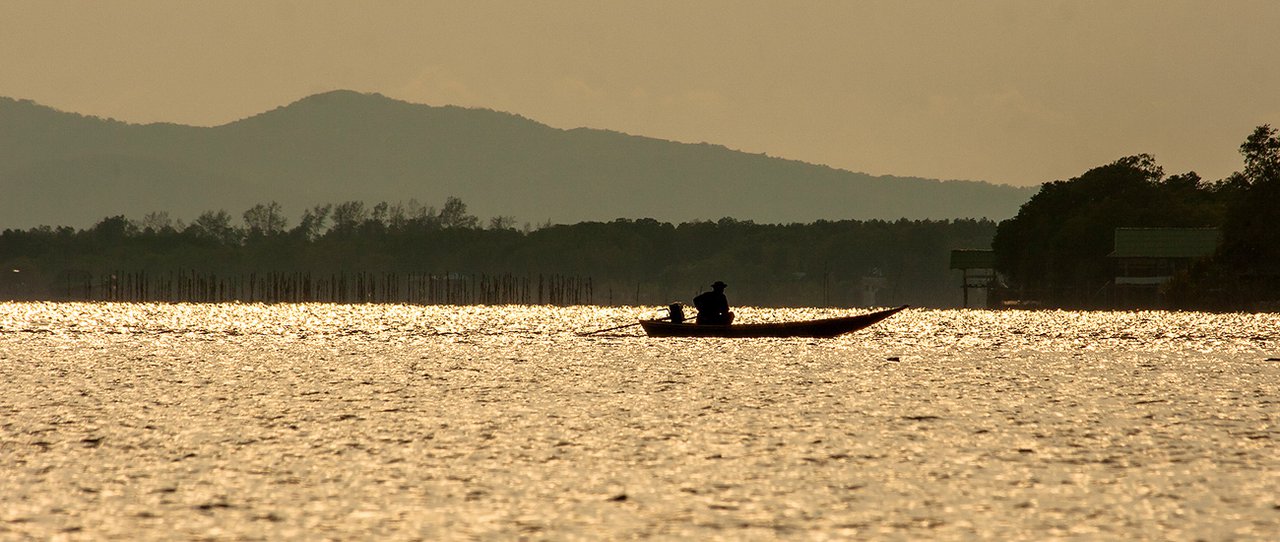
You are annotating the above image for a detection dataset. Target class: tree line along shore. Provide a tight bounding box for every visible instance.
[0,198,995,308]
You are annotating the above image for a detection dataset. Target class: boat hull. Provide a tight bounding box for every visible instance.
[639,306,906,338]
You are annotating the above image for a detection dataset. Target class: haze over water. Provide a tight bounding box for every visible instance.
[2,302,1278,539]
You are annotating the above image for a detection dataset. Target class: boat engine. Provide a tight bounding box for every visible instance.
[667,303,686,324]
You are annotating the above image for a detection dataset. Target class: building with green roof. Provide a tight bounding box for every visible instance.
[1109,227,1219,306]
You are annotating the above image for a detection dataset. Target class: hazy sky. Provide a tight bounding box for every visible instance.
[2,1,1277,186]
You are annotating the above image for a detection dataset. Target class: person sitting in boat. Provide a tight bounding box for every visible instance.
[693,281,735,325]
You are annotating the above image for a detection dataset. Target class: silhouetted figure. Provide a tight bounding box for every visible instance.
[667,303,686,324]
[693,281,735,325]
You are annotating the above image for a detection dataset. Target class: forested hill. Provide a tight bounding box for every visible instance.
[0,91,1036,229]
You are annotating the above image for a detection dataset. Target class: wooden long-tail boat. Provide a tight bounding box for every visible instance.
[639,306,907,338]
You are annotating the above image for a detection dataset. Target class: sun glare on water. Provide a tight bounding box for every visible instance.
[1,302,1277,539]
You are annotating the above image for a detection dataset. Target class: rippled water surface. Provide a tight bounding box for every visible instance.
[2,302,1278,539]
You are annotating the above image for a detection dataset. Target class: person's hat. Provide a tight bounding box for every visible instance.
[712,281,727,289]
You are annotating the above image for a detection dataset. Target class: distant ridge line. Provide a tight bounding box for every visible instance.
[0,91,1037,229]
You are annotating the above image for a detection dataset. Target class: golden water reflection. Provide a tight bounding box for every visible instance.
[1,302,1277,539]
[1,302,1275,353]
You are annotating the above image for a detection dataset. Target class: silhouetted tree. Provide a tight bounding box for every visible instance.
[140,211,176,234]
[1217,125,1280,296]
[488,216,517,230]
[386,202,410,231]
[293,204,333,240]
[330,201,368,235]
[243,201,287,236]
[439,197,478,229]
[371,202,390,226]
[92,216,137,241]
[188,210,240,244]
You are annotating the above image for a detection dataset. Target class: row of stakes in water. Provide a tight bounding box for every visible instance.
[67,270,595,306]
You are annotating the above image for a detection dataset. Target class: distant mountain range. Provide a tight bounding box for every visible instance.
[0,90,1036,229]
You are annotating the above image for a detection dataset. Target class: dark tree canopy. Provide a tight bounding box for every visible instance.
[1218,125,1280,285]
[992,155,1224,307]
[993,125,1279,309]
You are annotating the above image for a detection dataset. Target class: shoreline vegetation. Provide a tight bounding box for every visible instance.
[990,125,1280,311]
[0,196,995,308]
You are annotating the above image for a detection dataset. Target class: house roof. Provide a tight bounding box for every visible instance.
[1110,228,1220,258]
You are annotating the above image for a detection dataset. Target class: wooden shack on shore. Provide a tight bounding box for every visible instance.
[1109,227,1219,308]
